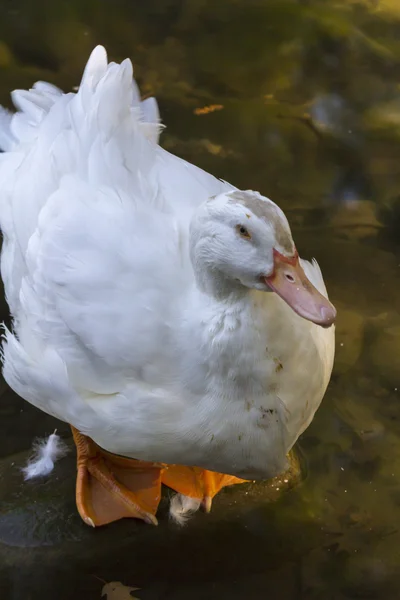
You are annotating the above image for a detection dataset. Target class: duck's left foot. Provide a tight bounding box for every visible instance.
[161,465,246,523]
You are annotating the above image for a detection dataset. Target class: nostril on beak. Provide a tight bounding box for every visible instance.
[285,273,295,283]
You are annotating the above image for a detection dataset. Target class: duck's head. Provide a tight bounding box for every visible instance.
[190,190,336,328]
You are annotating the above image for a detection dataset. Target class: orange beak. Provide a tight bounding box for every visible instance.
[264,250,336,328]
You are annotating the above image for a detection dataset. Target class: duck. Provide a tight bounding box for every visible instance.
[0,46,336,527]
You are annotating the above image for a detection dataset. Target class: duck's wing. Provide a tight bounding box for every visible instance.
[0,47,166,314]
[0,47,232,397]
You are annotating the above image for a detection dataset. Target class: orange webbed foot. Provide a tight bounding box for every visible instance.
[162,464,246,523]
[72,427,162,526]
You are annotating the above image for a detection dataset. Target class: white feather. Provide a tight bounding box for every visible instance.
[0,106,16,151]
[22,430,68,480]
[169,494,201,526]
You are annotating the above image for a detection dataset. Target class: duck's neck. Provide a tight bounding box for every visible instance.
[192,262,249,303]
[180,253,271,396]
[178,280,267,404]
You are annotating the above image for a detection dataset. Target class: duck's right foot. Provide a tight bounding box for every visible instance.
[71,426,162,526]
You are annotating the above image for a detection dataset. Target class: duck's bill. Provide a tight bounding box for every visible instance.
[264,252,336,328]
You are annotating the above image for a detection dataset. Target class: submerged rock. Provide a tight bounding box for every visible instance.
[330,200,381,241]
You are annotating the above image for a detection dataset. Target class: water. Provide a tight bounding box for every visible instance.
[0,1,399,598]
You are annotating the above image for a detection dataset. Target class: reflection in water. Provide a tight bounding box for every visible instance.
[0,1,400,599]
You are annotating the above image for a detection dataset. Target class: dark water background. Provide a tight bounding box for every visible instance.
[0,1,400,598]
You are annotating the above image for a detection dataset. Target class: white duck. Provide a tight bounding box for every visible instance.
[0,47,335,526]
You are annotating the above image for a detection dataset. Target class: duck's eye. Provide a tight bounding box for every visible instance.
[236,224,251,239]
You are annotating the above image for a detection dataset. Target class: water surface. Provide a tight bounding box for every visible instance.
[0,1,400,599]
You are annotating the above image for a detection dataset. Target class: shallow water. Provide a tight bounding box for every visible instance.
[0,1,400,599]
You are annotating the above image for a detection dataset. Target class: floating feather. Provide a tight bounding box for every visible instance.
[22,430,68,480]
[169,493,201,526]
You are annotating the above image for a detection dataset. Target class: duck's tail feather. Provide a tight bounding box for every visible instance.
[0,106,16,151]
[0,45,162,153]
[72,45,163,144]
